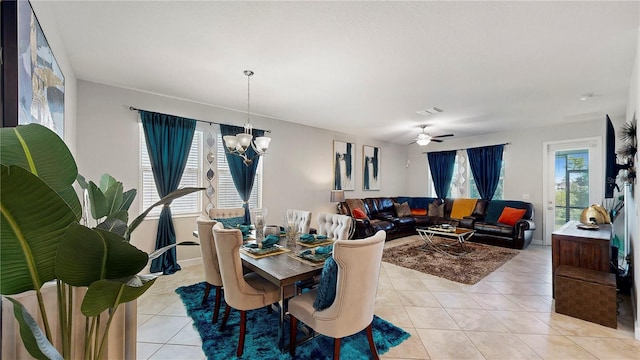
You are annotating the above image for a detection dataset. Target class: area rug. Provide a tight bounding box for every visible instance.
[176,282,410,359]
[382,237,519,284]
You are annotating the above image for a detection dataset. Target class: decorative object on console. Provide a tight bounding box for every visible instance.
[617,114,637,183]
[222,70,271,166]
[363,145,381,190]
[333,140,355,190]
[579,204,611,226]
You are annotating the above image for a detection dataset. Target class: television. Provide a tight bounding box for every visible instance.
[604,115,618,198]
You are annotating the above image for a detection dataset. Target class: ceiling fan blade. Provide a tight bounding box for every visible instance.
[408,140,417,145]
[432,134,454,138]
[431,139,444,143]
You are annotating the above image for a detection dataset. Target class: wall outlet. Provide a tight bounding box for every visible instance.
[522,194,530,200]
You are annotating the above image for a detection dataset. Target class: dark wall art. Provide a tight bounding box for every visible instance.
[333,140,355,191]
[363,145,380,190]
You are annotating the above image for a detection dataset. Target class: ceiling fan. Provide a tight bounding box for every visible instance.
[409,125,454,146]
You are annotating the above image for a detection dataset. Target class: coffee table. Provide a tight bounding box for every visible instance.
[416,226,475,256]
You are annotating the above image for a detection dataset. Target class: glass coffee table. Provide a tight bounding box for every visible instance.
[416,225,475,257]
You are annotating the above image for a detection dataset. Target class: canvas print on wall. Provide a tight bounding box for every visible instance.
[363,145,380,190]
[333,140,355,191]
[17,0,65,137]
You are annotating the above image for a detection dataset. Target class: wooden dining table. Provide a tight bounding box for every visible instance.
[193,230,325,351]
[240,239,325,351]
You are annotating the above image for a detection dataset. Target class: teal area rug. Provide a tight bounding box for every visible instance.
[176,282,410,359]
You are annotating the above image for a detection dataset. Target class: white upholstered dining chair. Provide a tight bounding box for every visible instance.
[288,230,386,359]
[196,216,225,323]
[212,227,281,357]
[317,213,354,240]
[285,209,312,234]
[208,207,245,221]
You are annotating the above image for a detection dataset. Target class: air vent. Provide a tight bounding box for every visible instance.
[416,107,443,116]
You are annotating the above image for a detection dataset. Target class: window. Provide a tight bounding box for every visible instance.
[216,133,262,209]
[431,150,504,199]
[140,126,202,216]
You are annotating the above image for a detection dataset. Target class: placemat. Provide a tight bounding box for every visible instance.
[296,239,334,248]
[240,245,290,259]
[288,252,326,267]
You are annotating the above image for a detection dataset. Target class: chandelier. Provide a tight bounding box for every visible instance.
[223,70,271,165]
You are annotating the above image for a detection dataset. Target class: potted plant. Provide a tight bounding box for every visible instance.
[1,124,202,359]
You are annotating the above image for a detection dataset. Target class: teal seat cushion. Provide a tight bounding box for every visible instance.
[313,257,338,311]
[214,216,245,229]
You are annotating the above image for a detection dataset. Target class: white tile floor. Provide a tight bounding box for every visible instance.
[137,239,639,359]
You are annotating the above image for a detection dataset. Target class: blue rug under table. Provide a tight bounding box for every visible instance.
[176,282,410,359]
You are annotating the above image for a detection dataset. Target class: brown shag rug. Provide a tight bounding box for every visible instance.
[382,237,519,285]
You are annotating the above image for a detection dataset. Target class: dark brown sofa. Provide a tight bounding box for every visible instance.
[338,196,535,249]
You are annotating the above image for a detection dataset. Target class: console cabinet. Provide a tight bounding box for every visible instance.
[551,220,612,297]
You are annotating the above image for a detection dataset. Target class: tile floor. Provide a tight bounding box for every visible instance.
[136,239,639,359]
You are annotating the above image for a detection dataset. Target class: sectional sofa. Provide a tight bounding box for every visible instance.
[338,196,535,249]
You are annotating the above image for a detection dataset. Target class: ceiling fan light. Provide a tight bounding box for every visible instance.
[416,138,431,146]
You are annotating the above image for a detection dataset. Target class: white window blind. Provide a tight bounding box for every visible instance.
[140,126,202,216]
[216,132,261,209]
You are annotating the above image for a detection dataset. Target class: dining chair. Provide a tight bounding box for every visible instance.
[317,213,354,240]
[213,227,281,357]
[285,209,312,234]
[196,216,225,323]
[288,230,386,359]
[209,207,245,222]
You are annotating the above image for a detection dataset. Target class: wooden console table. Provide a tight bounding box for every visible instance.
[551,220,612,297]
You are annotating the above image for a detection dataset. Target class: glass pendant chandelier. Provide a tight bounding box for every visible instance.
[223,70,271,165]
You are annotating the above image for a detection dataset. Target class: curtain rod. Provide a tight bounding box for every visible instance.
[422,142,511,154]
[128,106,271,133]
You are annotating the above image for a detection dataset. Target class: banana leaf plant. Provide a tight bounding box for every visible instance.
[1,124,203,359]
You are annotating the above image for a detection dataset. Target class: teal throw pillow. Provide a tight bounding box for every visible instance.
[215,216,244,229]
[313,257,338,311]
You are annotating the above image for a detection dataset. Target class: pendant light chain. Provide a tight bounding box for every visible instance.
[244,70,254,134]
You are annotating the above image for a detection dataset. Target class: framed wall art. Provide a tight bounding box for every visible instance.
[333,140,355,191]
[1,0,65,137]
[363,145,380,190]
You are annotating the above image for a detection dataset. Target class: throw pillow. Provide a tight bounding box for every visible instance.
[411,208,427,216]
[313,257,338,311]
[497,207,527,226]
[214,216,245,229]
[428,201,444,217]
[352,208,368,219]
[394,202,412,217]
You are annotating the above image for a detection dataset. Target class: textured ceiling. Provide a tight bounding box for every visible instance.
[40,1,639,144]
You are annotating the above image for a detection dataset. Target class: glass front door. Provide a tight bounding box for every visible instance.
[554,150,589,229]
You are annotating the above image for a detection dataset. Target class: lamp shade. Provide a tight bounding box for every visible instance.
[330,190,345,202]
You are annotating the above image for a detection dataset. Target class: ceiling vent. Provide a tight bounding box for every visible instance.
[416,107,443,116]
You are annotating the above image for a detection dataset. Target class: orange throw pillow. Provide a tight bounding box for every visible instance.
[411,208,427,216]
[497,207,527,226]
[352,208,368,219]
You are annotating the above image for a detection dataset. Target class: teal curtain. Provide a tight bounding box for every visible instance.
[467,144,504,200]
[220,124,264,224]
[427,150,456,199]
[141,110,196,275]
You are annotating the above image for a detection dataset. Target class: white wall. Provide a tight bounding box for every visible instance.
[625,27,639,340]
[74,81,408,263]
[406,118,605,243]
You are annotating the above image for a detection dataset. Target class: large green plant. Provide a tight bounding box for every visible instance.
[0,124,202,359]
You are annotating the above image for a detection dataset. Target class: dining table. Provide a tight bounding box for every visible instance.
[192,229,327,351]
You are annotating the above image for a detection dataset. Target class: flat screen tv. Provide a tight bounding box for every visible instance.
[604,115,617,198]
